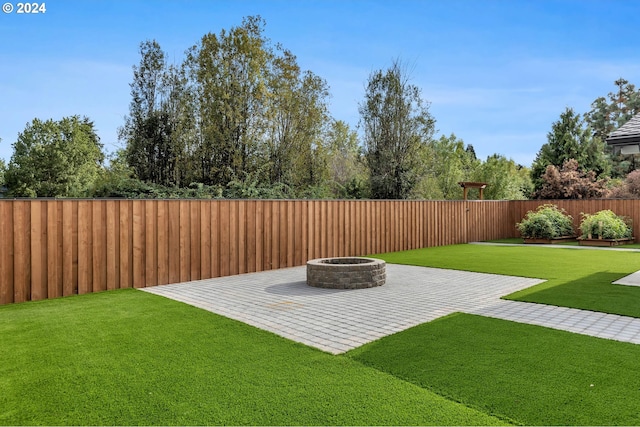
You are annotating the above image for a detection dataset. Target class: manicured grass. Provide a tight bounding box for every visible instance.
[376,244,640,317]
[348,313,640,426]
[0,289,506,426]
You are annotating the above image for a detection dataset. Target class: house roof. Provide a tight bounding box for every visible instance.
[606,113,640,146]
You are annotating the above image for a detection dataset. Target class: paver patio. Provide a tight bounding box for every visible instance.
[143,263,640,354]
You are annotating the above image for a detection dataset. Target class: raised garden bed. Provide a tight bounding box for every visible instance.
[523,236,577,244]
[578,210,633,246]
[517,204,575,243]
[578,237,635,247]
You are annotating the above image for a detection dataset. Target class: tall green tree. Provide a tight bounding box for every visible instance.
[585,78,640,177]
[6,116,104,197]
[413,133,478,199]
[266,55,331,192]
[473,154,532,200]
[360,60,436,199]
[120,40,191,187]
[325,120,368,198]
[186,15,271,186]
[531,107,609,192]
[0,158,5,190]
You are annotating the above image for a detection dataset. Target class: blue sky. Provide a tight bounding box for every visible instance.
[1,0,640,167]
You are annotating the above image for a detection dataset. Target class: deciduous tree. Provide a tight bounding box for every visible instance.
[6,116,104,197]
[0,157,5,188]
[360,60,435,199]
[412,134,478,199]
[120,40,191,187]
[325,120,368,198]
[608,169,640,199]
[533,159,609,199]
[265,51,330,191]
[186,15,272,186]
[473,154,531,200]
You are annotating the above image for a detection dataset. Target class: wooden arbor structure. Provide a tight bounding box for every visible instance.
[458,182,488,200]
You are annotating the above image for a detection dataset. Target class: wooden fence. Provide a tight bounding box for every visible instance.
[1,198,638,306]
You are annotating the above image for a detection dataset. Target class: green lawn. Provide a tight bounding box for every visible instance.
[4,244,640,425]
[0,289,505,426]
[348,313,640,426]
[376,243,640,317]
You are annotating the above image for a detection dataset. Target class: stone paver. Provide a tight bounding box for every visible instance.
[469,300,640,344]
[142,263,640,354]
[613,270,640,287]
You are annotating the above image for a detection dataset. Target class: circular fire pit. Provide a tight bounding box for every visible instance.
[306,257,386,289]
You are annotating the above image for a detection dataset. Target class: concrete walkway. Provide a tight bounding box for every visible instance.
[470,241,640,252]
[143,263,640,354]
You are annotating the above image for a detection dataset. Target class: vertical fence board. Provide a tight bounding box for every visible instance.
[229,201,238,276]
[331,200,337,256]
[13,202,30,303]
[263,201,272,271]
[190,201,201,281]
[298,200,311,264]
[353,201,360,256]
[105,201,118,291]
[157,201,169,286]
[119,201,132,288]
[92,201,107,293]
[279,201,288,268]
[255,201,263,272]
[287,201,294,266]
[132,201,145,288]
[246,201,256,273]
[295,201,303,266]
[145,201,158,287]
[179,201,190,283]
[61,202,74,296]
[200,201,211,279]
[317,201,324,257]
[77,201,91,295]
[30,201,45,301]
[274,201,289,268]
[309,200,316,258]
[167,201,180,284]
[271,201,280,269]
[0,203,13,304]
[219,201,230,276]
[364,201,371,255]
[46,202,62,298]
[238,201,246,274]
[210,201,220,277]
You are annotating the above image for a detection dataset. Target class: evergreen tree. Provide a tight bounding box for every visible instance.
[531,107,609,192]
[585,78,640,177]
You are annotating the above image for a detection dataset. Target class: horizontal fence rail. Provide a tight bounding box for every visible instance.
[0,198,638,306]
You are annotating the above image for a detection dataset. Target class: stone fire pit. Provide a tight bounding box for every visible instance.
[306,257,386,289]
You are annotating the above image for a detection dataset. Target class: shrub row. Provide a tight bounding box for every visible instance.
[517,205,632,240]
